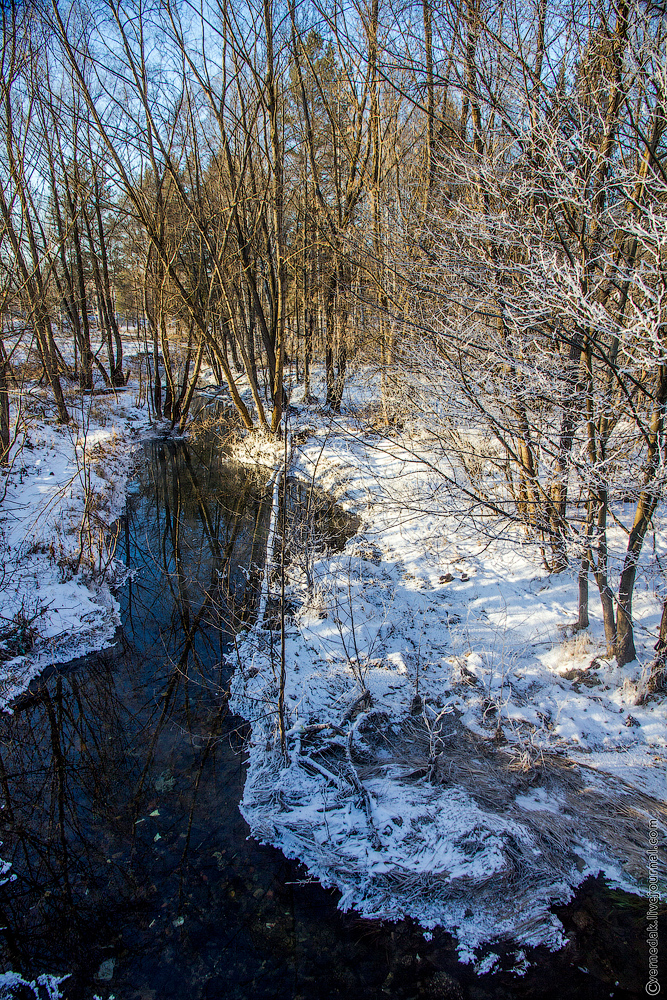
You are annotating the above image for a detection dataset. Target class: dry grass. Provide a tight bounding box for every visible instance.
[559,630,594,659]
[373,714,667,884]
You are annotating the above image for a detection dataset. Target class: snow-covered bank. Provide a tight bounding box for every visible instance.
[0,972,68,1000]
[230,370,667,968]
[0,386,151,708]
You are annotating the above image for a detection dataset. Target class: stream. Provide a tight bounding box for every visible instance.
[0,431,660,999]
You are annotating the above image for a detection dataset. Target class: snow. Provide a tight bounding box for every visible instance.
[230,366,667,965]
[0,973,69,1000]
[0,385,151,709]
[0,360,664,969]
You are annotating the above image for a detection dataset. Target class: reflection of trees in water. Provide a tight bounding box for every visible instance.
[132,439,271,642]
[0,440,272,982]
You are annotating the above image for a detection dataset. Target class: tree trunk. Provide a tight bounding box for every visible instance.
[325,272,336,407]
[0,337,10,463]
[615,365,667,666]
[591,490,616,655]
[642,598,667,699]
[578,557,590,630]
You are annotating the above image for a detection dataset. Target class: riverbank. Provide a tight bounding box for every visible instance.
[230,370,667,971]
[1,364,664,974]
[0,385,151,709]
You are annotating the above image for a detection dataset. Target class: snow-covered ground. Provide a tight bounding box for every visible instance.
[0,384,151,709]
[231,368,667,969]
[0,358,664,973]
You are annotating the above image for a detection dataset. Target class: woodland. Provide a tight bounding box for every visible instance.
[1,0,666,681]
[0,0,666,983]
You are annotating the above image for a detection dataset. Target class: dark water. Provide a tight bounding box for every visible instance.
[0,434,662,1000]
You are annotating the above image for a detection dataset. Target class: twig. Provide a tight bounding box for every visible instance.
[298,755,348,791]
[340,687,371,724]
[345,728,382,851]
